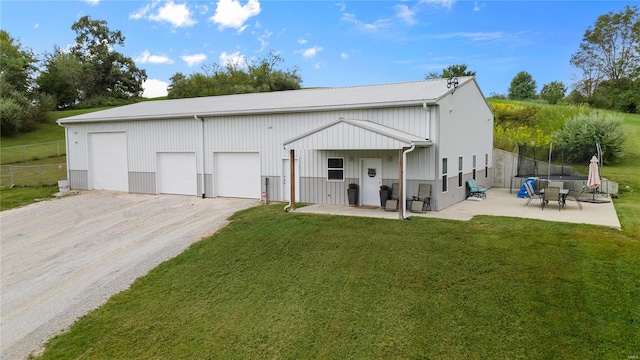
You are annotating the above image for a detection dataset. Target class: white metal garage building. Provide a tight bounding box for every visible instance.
[58,77,494,213]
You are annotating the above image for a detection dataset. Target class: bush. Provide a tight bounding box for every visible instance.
[552,111,626,164]
[0,98,24,136]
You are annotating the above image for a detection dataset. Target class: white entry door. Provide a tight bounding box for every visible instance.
[282,159,300,202]
[360,158,382,206]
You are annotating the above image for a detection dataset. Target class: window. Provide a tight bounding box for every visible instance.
[442,158,448,192]
[484,154,489,179]
[327,157,344,181]
[472,155,477,180]
[458,156,463,188]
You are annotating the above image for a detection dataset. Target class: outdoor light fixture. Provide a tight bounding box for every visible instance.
[447,77,459,94]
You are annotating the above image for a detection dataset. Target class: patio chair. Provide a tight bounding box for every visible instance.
[541,186,563,211]
[523,181,541,207]
[548,181,564,190]
[466,179,487,198]
[410,184,431,213]
[384,182,400,212]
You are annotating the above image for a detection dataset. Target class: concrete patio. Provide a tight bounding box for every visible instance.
[294,188,621,229]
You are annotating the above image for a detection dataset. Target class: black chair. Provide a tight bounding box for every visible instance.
[384,183,400,212]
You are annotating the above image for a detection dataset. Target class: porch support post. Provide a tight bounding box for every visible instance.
[398,148,404,220]
[290,148,296,210]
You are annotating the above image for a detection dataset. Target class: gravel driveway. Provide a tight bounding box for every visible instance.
[0,191,258,360]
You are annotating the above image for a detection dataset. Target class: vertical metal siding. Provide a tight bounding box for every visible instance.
[129,172,156,194]
[69,170,88,190]
[66,106,436,204]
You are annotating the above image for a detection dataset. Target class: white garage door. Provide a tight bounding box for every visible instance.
[157,152,197,196]
[89,132,128,191]
[214,152,260,199]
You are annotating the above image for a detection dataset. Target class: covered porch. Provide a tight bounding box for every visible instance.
[283,117,433,219]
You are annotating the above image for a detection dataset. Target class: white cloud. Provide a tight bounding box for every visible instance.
[394,4,416,25]
[182,53,207,67]
[210,0,261,31]
[142,79,169,98]
[219,51,247,67]
[34,23,39,29]
[129,3,152,20]
[299,46,323,59]
[433,31,504,42]
[150,1,196,27]
[84,0,99,5]
[474,1,480,11]
[297,37,308,45]
[131,1,196,28]
[341,12,392,32]
[135,50,175,64]
[257,30,272,52]
[340,52,350,60]
[419,0,455,10]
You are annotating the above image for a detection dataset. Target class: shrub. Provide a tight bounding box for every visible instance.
[552,111,626,164]
[0,98,24,136]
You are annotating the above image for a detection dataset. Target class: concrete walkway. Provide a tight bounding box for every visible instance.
[294,188,621,229]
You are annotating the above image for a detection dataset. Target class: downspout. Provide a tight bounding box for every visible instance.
[402,143,417,219]
[195,115,206,198]
[283,146,292,212]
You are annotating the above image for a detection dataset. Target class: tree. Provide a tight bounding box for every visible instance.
[570,5,640,112]
[552,111,626,164]
[70,16,147,101]
[508,71,537,100]
[539,81,567,104]
[168,51,301,99]
[0,30,37,93]
[425,64,476,79]
[37,47,83,109]
[0,30,54,135]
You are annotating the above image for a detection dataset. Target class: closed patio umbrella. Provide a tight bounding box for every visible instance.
[587,155,601,200]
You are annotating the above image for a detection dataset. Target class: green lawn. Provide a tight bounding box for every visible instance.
[35,206,640,359]
[0,185,59,211]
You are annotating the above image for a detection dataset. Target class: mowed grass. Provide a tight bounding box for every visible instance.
[35,206,639,359]
[0,185,59,211]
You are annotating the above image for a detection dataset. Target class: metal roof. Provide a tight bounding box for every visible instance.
[58,77,476,124]
[283,118,433,150]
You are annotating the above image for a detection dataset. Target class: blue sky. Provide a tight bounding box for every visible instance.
[1,0,631,98]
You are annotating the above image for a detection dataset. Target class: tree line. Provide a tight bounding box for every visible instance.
[428,5,639,113]
[0,17,302,136]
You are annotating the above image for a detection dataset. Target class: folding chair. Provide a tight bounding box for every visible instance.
[410,184,431,213]
[523,181,541,207]
[542,186,562,211]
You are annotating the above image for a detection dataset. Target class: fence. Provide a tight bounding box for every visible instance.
[1,141,66,164]
[0,163,67,188]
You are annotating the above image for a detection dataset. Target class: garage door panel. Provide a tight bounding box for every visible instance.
[157,152,197,196]
[214,152,260,199]
[89,132,128,191]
